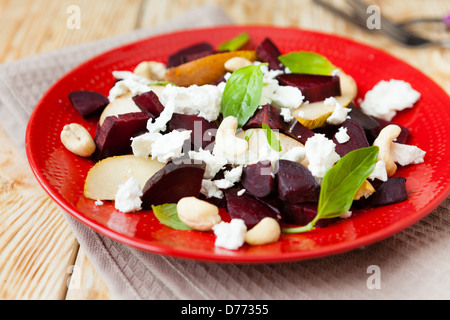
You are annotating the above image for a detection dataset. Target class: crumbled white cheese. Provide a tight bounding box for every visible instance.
[270,85,304,111]
[95,200,104,206]
[340,211,352,219]
[325,97,351,125]
[255,62,304,110]
[280,146,306,163]
[132,130,191,163]
[237,189,246,196]
[368,160,388,182]
[390,142,426,166]
[201,179,224,199]
[332,69,342,77]
[280,108,294,123]
[360,79,421,121]
[305,134,341,178]
[211,166,244,191]
[131,132,162,158]
[335,127,350,144]
[188,149,227,179]
[213,179,234,190]
[146,98,175,134]
[114,177,143,213]
[213,219,247,250]
[150,130,191,163]
[159,84,222,122]
[109,71,152,101]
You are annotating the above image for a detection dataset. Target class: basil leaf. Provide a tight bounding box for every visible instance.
[152,203,192,230]
[148,81,175,87]
[278,51,336,75]
[217,32,249,52]
[221,64,265,127]
[244,129,254,142]
[282,146,379,233]
[262,124,282,152]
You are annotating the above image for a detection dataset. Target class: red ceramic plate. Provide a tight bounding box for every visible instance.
[26,26,450,263]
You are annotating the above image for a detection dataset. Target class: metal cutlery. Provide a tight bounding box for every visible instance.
[313,0,450,48]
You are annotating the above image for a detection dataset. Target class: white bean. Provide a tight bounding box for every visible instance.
[177,197,221,231]
[60,123,96,157]
[244,217,281,246]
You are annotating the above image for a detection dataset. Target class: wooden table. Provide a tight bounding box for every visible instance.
[0,0,449,300]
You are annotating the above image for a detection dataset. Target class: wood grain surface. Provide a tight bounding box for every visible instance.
[0,0,449,300]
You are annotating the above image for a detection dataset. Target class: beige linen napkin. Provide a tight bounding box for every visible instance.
[1,4,450,300]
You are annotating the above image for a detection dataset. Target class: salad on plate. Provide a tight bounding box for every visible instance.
[61,33,426,251]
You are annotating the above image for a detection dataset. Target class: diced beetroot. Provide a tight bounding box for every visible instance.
[243,105,315,144]
[168,113,218,151]
[240,160,275,198]
[276,160,320,204]
[132,91,165,117]
[348,103,379,133]
[167,42,214,68]
[369,177,408,206]
[276,74,341,103]
[281,203,336,228]
[94,112,151,160]
[284,119,315,144]
[371,117,410,144]
[256,38,285,71]
[244,104,287,131]
[68,90,109,118]
[225,188,282,228]
[333,119,369,157]
[142,161,206,208]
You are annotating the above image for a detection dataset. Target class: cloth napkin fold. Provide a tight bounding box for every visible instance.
[1,4,450,300]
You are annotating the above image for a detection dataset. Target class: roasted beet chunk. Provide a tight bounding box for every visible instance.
[142,161,206,209]
[68,90,109,118]
[240,160,275,198]
[276,73,341,103]
[256,38,284,71]
[132,91,165,117]
[168,113,218,151]
[284,119,315,144]
[167,42,214,68]
[281,203,335,228]
[333,119,369,157]
[276,160,320,204]
[243,104,287,131]
[369,177,408,206]
[348,103,379,133]
[225,189,281,228]
[94,112,152,160]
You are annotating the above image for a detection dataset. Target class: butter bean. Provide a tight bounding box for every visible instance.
[60,123,96,157]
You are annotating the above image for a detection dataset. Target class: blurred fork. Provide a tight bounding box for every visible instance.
[314,0,450,48]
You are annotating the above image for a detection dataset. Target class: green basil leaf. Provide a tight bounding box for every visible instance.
[221,64,265,127]
[217,33,250,52]
[262,124,282,152]
[282,146,379,234]
[152,203,192,230]
[278,51,336,75]
[244,129,254,142]
[148,81,175,87]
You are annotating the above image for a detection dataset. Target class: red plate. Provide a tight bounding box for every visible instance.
[26,26,450,263]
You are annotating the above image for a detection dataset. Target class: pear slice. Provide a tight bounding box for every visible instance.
[99,93,142,126]
[354,179,375,200]
[165,50,258,87]
[293,72,358,129]
[84,155,165,201]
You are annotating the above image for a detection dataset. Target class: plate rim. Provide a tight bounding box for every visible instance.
[25,25,450,263]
